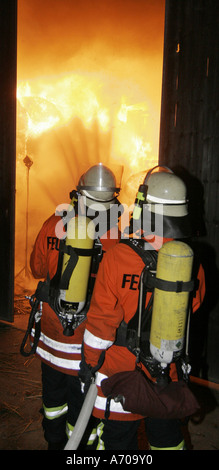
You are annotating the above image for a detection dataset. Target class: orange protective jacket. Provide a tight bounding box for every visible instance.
[83,240,206,421]
[30,212,120,375]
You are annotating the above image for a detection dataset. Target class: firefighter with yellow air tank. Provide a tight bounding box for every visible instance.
[22,163,123,450]
[79,166,206,450]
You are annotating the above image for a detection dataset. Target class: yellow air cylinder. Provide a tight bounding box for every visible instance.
[59,216,95,312]
[149,240,194,365]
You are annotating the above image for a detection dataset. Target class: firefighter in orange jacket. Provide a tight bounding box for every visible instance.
[79,167,206,450]
[29,163,123,449]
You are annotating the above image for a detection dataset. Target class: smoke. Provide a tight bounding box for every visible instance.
[18,0,165,77]
[15,0,165,287]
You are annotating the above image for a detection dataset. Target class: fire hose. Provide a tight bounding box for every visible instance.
[64,378,98,450]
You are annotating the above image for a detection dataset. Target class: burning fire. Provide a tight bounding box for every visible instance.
[15,72,160,281]
[17,73,157,174]
[16,0,165,283]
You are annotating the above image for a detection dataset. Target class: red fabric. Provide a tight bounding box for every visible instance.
[83,240,206,419]
[84,242,206,369]
[30,212,120,375]
[101,369,200,419]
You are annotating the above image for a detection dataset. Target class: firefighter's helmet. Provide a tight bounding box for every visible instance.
[143,166,191,238]
[145,167,188,217]
[77,163,120,210]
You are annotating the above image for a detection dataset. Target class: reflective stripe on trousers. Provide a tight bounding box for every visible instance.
[43,407,98,446]
[96,422,105,450]
[95,421,185,451]
[150,440,185,450]
[43,403,68,420]
[66,422,98,446]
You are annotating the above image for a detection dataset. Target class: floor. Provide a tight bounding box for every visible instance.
[0,306,219,451]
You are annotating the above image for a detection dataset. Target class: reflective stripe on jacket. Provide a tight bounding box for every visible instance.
[30,212,120,375]
[83,241,206,420]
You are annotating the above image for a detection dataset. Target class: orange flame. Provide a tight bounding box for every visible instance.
[17,73,157,175]
[15,0,165,283]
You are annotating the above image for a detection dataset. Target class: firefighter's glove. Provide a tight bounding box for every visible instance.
[78,360,96,395]
[79,349,105,395]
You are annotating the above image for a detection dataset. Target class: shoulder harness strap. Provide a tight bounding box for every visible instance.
[115,239,158,349]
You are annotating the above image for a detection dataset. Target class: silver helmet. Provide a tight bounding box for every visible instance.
[77,163,120,210]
